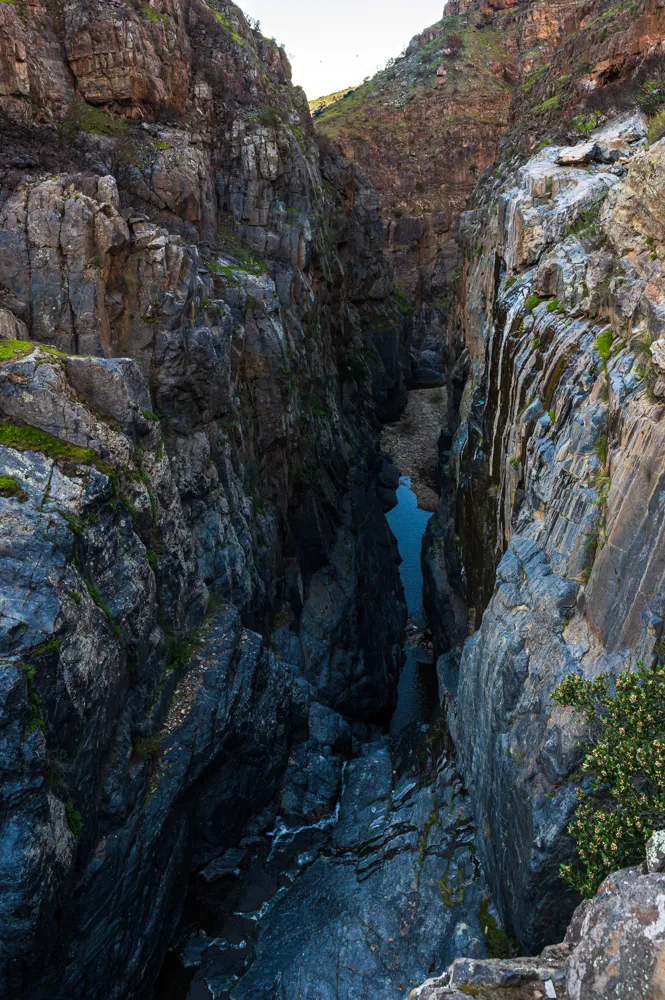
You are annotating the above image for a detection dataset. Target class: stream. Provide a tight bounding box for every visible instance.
[388,476,438,735]
[152,472,440,999]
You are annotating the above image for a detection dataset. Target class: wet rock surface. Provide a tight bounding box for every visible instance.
[162,725,498,1000]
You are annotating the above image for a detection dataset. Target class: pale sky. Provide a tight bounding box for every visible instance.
[239,1,445,100]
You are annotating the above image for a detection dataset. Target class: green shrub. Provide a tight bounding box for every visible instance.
[553,661,665,898]
[594,329,614,363]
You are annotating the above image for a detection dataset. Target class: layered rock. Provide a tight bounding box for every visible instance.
[0,1,413,995]
[410,832,665,999]
[314,0,665,379]
[434,110,665,954]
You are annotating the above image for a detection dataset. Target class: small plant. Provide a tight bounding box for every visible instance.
[567,201,603,243]
[547,299,561,313]
[504,276,517,290]
[547,409,556,425]
[438,872,465,906]
[509,456,521,468]
[65,802,83,837]
[392,287,414,314]
[525,294,544,314]
[260,107,281,128]
[479,897,514,958]
[595,431,608,466]
[134,733,165,759]
[83,578,120,636]
[594,329,614,364]
[552,661,665,898]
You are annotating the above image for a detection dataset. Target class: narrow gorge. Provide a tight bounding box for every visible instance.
[1,1,665,998]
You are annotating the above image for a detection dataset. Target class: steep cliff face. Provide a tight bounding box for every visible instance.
[313,0,518,370]
[0,1,413,995]
[428,0,665,956]
[314,0,665,383]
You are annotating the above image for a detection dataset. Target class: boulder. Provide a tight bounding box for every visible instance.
[564,866,665,999]
[555,142,599,166]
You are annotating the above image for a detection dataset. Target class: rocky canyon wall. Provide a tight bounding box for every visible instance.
[0,1,413,995]
[425,0,665,961]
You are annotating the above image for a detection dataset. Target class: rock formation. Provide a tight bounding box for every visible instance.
[2,0,665,997]
[0,0,413,994]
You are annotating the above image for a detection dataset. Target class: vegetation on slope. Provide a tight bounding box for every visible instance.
[553,661,665,898]
[309,87,356,115]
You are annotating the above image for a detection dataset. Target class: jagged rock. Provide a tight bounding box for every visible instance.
[441,114,665,952]
[646,830,665,874]
[555,142,599,166]
[650,338,665,372]
[229,750,495,1000]
[0,307,28,340]
[410,842,665,1000]
[412,366,447,389]
[564,866,665,999]
[0,0,412,993]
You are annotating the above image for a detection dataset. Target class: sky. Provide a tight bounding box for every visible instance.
[238,0,445,101]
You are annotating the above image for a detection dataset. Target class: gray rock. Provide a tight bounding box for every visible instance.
[646,830,665,874]
[564,866,665,999]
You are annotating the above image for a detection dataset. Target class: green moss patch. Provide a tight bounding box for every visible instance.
[60,103,128,141]
[0,339,34,362]
[525,294,545,313]
[0,421,113,475]
[0,474,27,500]
[534,95,561,114]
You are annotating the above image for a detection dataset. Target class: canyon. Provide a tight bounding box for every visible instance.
[0,0,665,998]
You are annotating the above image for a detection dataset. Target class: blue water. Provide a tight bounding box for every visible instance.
[387,477,438,734]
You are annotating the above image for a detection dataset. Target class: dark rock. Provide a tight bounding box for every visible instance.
[411,366,446,388]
